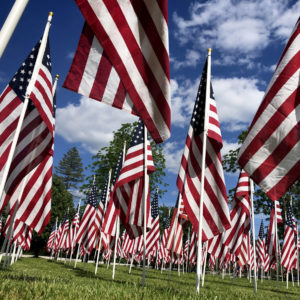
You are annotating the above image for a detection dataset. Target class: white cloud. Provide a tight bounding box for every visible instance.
[56,96,137,154]
[221,140,239,157]
[172,0,299,66]
[172,49,201,69]
[213,77,264,130]
[170,76,264,132]
[163,141,184,174]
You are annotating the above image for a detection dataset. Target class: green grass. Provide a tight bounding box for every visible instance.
[0,258,299,299]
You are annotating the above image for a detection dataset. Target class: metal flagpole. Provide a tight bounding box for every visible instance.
[0,0,29,59]
[274,202,279,291]
[70,198,81,264]
[196,48,212,294]
[186,227,190,273]
[0,12,53,203]
[112,143,126,280]
[297,225,299,286]
[201,241,208,286]
[142,125,148,287]
[250,179,257,294]
[10,242,17,265]
[50,218,58,260]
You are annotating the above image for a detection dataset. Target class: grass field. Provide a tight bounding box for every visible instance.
[0,258,299,299]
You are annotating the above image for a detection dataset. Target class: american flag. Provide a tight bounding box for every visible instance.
[113,119,155,238]
[184,237,190,262]
[47,221,57,252]
[0,215,2,236]
[208,254,216,270]
[238,18,300,201]
[281,206,297,271]
[224,170,251,256]
[189,231,197,265]
[166,194,188,256]
[54,222,61,252]
[57,211,69,250]
[237,233,249,267]
[177,57,231,242]
[256,219,265,270]
[64,0,171,144]
[101,150,124,238]
[67,204,81,252]
[0,38,53,217]
[145,188,160,257]
[266,200,282,264]
[76,181,98,253]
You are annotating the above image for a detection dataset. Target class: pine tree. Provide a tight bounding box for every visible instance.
[55,147,84,190]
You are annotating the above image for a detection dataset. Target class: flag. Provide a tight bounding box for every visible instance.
[101,150,124,238]
[0,38,53,216]
[145,189,160,257]
[57,211,69,250]
[76,181,98,253]
[275,200,283,223]
[237,233,249,267]
[177,57,231,241]
[224,170,251,256]
[238,19,300,201]
[114,119,155,238]
[256,219,265,270]
[64,0,171,144]
[47,221,57,252]
[166,194,188,256]
[189,231,197,265]
[282,206,297,271]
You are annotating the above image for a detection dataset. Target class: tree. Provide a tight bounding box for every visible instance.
[30,174,75,256]
[222,130,300,223]
[82,122,168,201]
[55,147,84,190]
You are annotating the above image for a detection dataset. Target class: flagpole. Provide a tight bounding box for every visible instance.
[186,227,190,273]
[50,218,58,259]
[0,12,53,205]
[274,202,279,291]
[297,224,299,286]
[0,0,29,59]
[112,143,126,280]
[201,241,208,286]
[250,179,257,294]
[70,199,81,264]
[196,48,212,294]
[142,125,148,287]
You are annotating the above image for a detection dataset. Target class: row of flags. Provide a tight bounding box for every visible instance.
[0,0,299,293]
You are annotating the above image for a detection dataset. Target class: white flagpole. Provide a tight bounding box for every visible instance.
[142,125,148,287]
[50,217,58,260]
[201,241,208,286]
[112,142,126,279]
[0,0,30,59]
[250,179,258,294]
[0,12,53,204]
[297,225,299,286]
[69,198,81,264]
[274,202,280,291]
[10,242,17,265]
[95,169,112,275]
[186,227,190,273]
[196,48,212,294]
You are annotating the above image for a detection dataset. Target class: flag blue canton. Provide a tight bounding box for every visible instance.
[62,211,69,225]
[151,190,159,219]
[286,206,295,229]
[258,220,264,239]
[112,150,124,185]
[130,119,144,147]
[9,38,51,109]
[164,217,170,229]
[88,182,98,208]
[100,174,110,205]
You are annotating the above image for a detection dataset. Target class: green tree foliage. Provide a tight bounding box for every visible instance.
[55,147,84,190]
[83,122,168,201]
[30,174,75,256]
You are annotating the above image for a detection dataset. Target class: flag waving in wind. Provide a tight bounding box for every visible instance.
[177,57,231,241]
[238,18,300,201]
[64,0,171,144]
[114,119,155,238]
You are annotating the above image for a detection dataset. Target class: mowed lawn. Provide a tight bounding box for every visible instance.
[0,258,299,299]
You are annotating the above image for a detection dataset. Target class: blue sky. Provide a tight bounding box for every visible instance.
[0,1,299,231]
